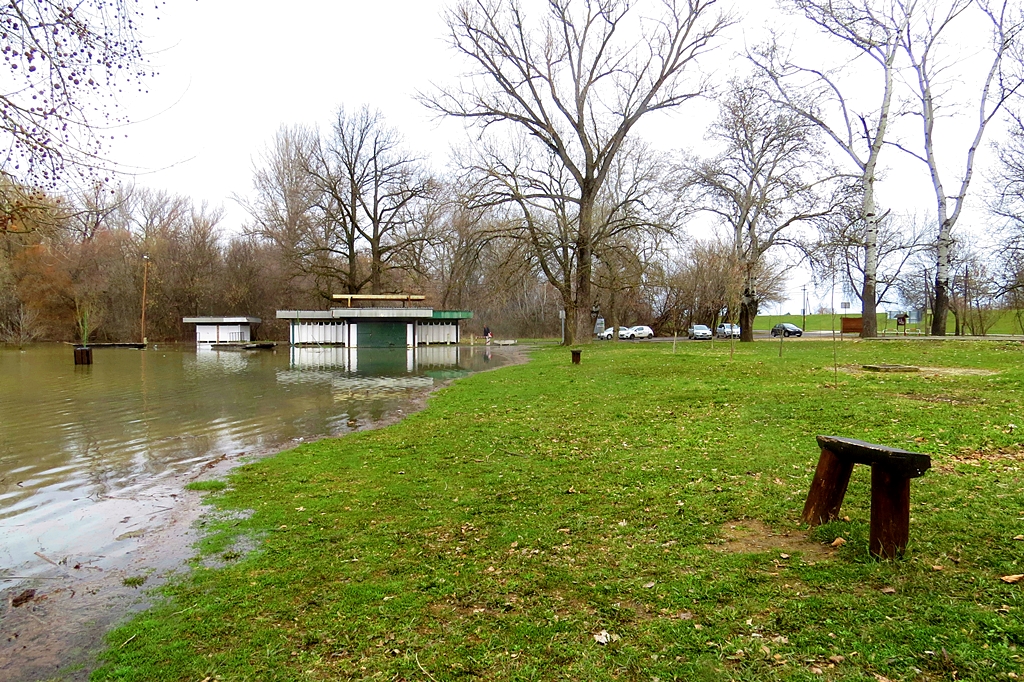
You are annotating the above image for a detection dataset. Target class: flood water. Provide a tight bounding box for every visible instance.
[0,343,515,580]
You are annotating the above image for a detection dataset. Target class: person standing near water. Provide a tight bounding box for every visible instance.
[483,325,492,345]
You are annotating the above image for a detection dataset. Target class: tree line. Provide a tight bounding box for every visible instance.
[4,0,1024,345]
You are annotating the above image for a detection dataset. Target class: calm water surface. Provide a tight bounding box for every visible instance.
[0,343,515,578]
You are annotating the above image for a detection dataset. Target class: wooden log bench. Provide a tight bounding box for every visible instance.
[802,435,931,559]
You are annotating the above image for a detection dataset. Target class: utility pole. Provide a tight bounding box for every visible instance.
[141,254,150,345]
[801,284,807,331]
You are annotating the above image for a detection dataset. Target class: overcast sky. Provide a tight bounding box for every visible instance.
[105,0,1008,314]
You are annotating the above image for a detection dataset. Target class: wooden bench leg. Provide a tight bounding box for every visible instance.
[870,465,911,559]
[802,447,855,526]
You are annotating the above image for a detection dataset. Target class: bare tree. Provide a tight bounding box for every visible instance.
[812,210,932,316]
[240,127,331,300]
[425,0,733,344]
[321,106,433,294]
[593,232,659,339]
[895,0,1023,335]
[753,0,911,337]
[656,237,788,335]
[686,77,843,341]
[164,203,223,322]
[413,183,494,309]
[0,1,153,199]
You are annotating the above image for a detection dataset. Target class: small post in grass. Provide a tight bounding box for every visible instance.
[570,348,582,364]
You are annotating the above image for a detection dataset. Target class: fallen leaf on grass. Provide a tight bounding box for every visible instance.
[11,589,36,607]
[593,630,620,645]
[780,553,790,559]
[831,537,846,547]
[932,565,944,571]
[643,581,656,589]
[829,655,845,664]
[1001,574,1024,584]
[1014,535,1024,541]
[810,666,824,674]
[873,675,893,682]
[880,587,897,594]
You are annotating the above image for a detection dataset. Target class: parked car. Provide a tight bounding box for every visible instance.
[626,325,655,339]
[771,323,803,337]
[716,323,740,338]
[598,325,631,340]
[687,324,712,340]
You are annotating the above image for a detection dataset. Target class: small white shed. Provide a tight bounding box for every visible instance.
[183,317,261,344]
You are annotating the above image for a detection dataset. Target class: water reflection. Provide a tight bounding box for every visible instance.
[0,343,516,578]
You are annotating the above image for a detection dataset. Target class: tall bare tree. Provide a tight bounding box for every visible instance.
[425,0,733,344]
[991,104,1024,303]
[687,78,843,341]
[895,0,1023,335]
[241,126,338,302]
[753,0,911,337]
[323,106,433,294]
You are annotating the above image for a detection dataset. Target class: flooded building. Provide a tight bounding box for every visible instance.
[277,294,472,348]
[182,316,261,345]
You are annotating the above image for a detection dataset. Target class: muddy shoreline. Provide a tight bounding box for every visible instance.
[0,345,529,681]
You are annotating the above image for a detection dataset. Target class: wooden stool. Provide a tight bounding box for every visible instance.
[802,435,930,559]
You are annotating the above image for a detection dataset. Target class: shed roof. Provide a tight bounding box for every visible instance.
[277,308,435,320]
[183,317,261,324]
[432,310,473,320]
[276,309,473,321]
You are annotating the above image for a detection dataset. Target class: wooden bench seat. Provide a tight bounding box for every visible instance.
[802,435,931,559]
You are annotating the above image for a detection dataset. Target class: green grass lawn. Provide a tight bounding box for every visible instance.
[93,340,1024,681]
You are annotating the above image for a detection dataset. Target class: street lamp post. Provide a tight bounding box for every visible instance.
[141,254,150,345]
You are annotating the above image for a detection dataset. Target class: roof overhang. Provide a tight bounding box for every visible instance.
[277,309,436,320]
[183,317,261,324]
[432,310,473,320]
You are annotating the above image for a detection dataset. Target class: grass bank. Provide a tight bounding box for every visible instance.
[95,340,1024,681]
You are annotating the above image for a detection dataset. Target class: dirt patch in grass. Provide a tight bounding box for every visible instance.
[934,444,1024,473]
[898,392,984,406]
[841,364,998,377]
[709,520,837,561]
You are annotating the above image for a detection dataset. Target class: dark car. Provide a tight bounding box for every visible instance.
[771,323,803,338]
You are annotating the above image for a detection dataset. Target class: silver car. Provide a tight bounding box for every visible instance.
[687,324,712,340]
[716,323,740,338]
